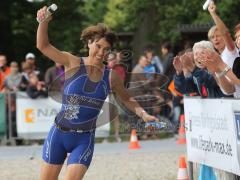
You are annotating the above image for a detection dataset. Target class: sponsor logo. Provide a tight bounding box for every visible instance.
[24,108,59,123]
[25,109,34,123]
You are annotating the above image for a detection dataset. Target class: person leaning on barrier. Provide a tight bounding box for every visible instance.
[26,72,47,99]
[19,62,34,91]
[204,23,240,95]
[199,48,240,95]
[197,50,240,180]
[36,6,158,180]
[207,1,240,97]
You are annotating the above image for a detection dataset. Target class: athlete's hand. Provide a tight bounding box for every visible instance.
[37,6,52,23]
[142,112,159,123]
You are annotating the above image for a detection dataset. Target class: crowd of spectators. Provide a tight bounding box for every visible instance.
[171,2,240,178]
[0,52,64,98]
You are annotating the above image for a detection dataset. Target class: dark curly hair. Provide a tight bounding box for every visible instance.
[81,23,117,48]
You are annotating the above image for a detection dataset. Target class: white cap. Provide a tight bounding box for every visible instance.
[50,4,58,11]
[25,52,35,59]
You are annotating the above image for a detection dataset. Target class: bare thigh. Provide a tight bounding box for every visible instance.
[40,160,63,180]
[64,164,88,180]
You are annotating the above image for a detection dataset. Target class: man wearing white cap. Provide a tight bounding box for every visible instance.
[25,52,36,67]
[25,52,43,80]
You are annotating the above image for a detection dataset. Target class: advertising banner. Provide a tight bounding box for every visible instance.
[16,92,110,139]
[184,97,240,175]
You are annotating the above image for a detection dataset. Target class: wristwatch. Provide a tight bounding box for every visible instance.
[215,65,231,78]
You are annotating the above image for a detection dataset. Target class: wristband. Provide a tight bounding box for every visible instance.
[215,65,231,78]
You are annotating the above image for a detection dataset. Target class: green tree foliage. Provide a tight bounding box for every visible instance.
[81,0,109,26]
[103,0,240,44]
[0,0,85,69]
[1,0,240,69]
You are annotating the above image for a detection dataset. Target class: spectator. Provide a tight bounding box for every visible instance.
[214,23,240,88]
[161,42,174,79]
[0,53,10,91]
[200,49,240,94]
[234,24,240,49]
[25,52,44,80]
[144,45,163,73]
[3,61,22,92]
[129,55,148,88]
[208,1,240,97]
[108,51,127,82]
[26,72,47,99]
[19,62,34,91]
[45,62,64,91]
[207,3,238,68]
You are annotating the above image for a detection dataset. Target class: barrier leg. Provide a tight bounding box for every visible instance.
[7,92,16,145]
[188,161,194,180]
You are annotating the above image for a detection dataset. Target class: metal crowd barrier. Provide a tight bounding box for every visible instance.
[0,91,111,145]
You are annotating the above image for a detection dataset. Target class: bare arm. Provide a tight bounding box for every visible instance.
[214,74,235,95]
[201,49,235,94]
[208,2,235,51]
[110,70,158,122]
[36,6,72,67]
[226,71,240,85]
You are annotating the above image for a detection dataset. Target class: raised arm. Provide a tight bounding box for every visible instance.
[36,6,72,67]
[208,1,236,51]
[110,70,158,122]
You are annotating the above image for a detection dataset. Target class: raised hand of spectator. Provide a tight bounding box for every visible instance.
[208,1,216,15]
[173,56,182,75]
[180,52,195,77]
[200,49,225,73]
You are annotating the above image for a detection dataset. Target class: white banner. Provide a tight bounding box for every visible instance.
[184,97,240,175]
[16,92,110,139]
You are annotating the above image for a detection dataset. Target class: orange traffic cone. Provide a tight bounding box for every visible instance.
[128,129,141,149]
[177,114,186,144]
[177,155,189,180]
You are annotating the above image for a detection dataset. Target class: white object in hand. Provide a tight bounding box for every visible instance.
[203,0,212,10]
[37,4,58,23]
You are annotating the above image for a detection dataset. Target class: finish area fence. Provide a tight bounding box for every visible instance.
[184,97,240,179]
[0,92,110,145]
